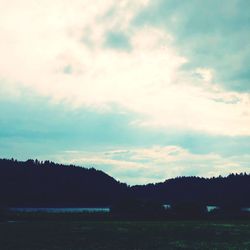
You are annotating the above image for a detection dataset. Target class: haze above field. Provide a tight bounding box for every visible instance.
[0,0,249,184]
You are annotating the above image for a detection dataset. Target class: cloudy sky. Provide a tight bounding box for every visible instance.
[0,0,250,184]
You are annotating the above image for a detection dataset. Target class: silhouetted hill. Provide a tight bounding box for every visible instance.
[0,158,250,207]
[0,158,129,207]
[132,174,250,207]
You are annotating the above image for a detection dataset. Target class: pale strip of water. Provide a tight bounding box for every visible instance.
[10,207,110,213]
[9,206,250,213]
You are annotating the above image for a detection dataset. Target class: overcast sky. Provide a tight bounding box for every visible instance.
[0,0,250,184]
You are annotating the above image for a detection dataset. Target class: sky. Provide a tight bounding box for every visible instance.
[0,0,250,184]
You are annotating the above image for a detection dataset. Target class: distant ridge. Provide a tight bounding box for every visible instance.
[0,158,250,207]
[132,173,250,207]
[0,158,129,207]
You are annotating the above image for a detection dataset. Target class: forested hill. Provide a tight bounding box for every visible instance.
[0,158,129,207]
[0,158,250,207]
[132,174,250,207]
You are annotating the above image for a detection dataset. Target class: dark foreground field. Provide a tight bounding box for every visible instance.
[1,220,250,250]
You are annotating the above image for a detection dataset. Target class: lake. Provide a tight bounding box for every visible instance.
[10,207,110,213]
[10,206,250,213]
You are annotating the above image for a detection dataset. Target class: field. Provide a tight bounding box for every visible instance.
[1,220,250,250]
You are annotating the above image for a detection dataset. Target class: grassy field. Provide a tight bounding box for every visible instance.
[1,220,250,250]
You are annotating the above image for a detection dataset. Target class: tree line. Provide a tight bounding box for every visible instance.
[0,158,250,209]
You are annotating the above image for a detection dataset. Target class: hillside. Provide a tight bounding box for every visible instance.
[0,158,250,207]
[132,174,250,207]
[0,158,129,207]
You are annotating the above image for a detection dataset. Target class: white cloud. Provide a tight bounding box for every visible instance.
[54,146,250,184]
[0,0,250,136]
[195,68,214,83]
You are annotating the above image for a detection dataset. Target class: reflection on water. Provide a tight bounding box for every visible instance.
[10,206,250,213]
[164,204,219,212]
[242,207,250,212]
[207,206,219,212]
[163,204,171,209]
[10,207,110,213]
